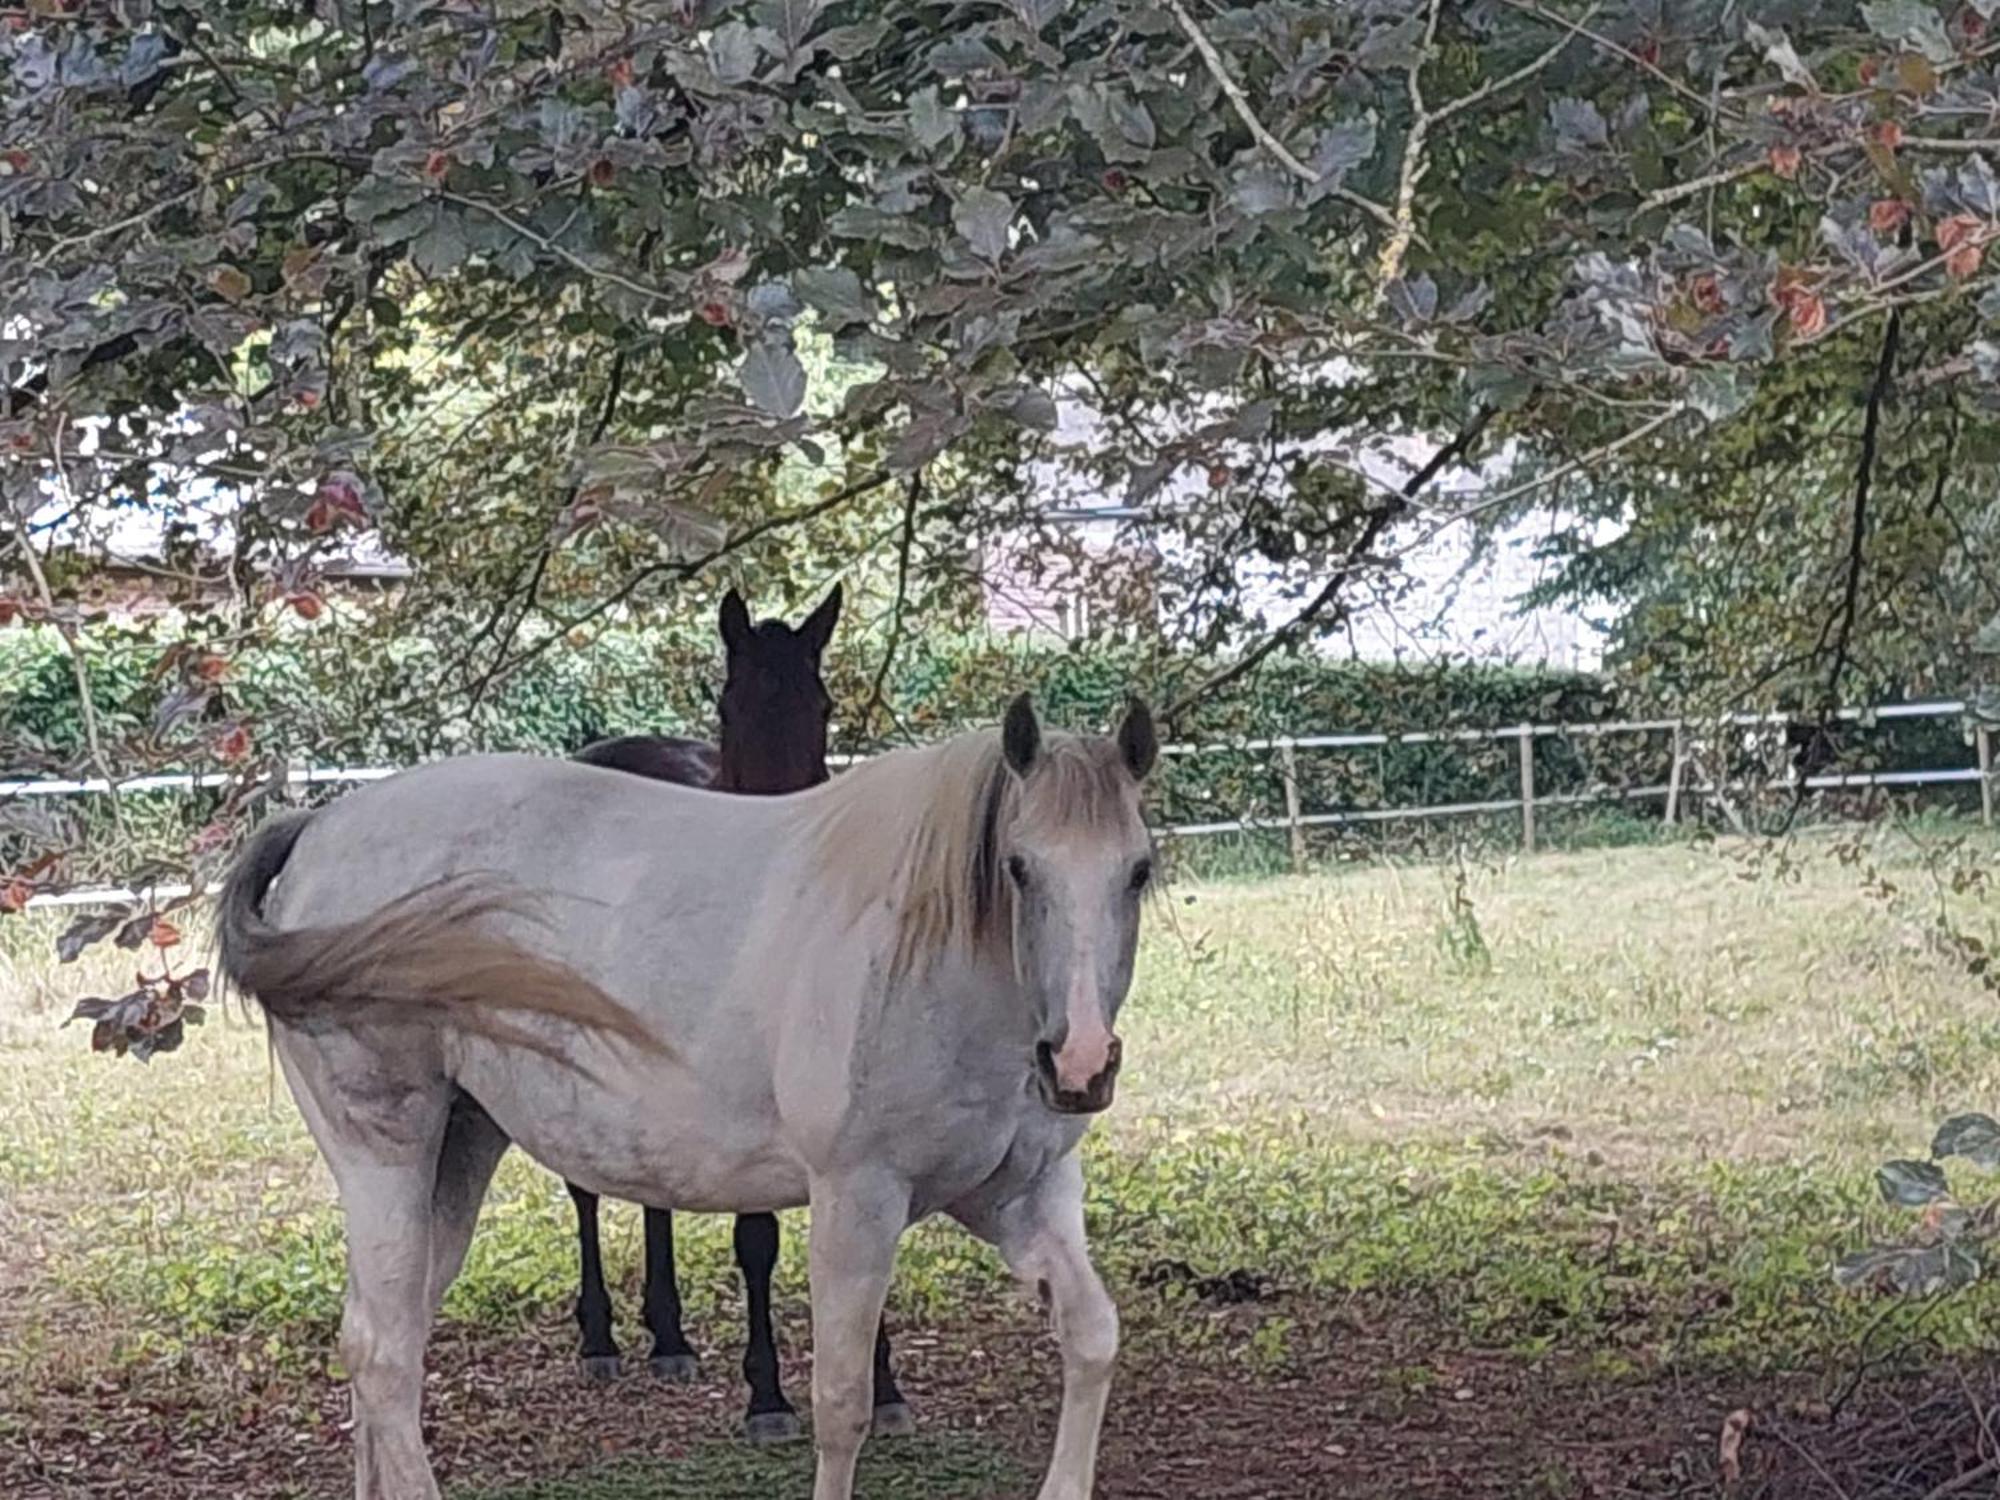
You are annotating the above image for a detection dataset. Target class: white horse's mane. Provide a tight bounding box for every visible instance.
[804,726,1137,981]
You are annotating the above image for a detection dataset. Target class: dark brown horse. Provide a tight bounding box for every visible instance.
[565,585,912,1443]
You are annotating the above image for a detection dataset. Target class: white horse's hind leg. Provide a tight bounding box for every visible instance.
[273,1036,454,1500]
[806,1173,910,1500]
[956,1155,1117,1500]
[339,1160,446,1500]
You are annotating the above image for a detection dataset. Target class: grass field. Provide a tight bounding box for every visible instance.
[3,827,1998,1497]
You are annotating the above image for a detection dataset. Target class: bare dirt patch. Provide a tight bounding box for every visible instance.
[6,1300,1993,1500]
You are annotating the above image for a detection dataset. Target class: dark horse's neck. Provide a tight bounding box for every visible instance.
[711,752,830,797]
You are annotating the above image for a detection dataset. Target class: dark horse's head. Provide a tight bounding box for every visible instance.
[714,585,841,794]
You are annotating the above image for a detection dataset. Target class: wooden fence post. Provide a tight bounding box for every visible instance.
[1517,724,1536,854]
[1664,720,1685,827]
[1980,725,1994,829]
[1279,739,1306,874]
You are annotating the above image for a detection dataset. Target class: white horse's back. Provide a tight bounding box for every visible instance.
[267,753,817,1206]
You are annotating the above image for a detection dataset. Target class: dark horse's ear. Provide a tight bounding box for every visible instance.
[719,588,753,655]
[797,583,842,657]
[1116,697,1157,780]
[1002,693,1041,778]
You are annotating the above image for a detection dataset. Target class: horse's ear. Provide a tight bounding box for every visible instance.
[719,589,752,654]
[1116,697,1157,780]
[1002,693,1041,777]
[798,583,842,656]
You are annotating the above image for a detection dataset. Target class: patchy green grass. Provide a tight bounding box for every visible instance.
[4,826,1999,1421]
[453,1437,1023,1500]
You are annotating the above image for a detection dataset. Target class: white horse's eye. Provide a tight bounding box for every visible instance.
[1006,854,1030,887]
[1129,858,1153,893]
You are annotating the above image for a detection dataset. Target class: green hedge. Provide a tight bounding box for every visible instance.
[1,623,1983,883]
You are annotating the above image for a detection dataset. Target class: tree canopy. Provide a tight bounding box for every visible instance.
[4,0,2000,753]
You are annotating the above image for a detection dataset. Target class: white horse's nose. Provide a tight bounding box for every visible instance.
[1052,1022,1116,1094]
[1035,1031,1124,1114]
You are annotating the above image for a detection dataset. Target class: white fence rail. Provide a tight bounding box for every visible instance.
[8,699,1993,909]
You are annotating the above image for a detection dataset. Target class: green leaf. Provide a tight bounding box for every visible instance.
[1358,16,1425,71]
[1549,97,1608,150]
[910,86,958,150]
[754,0,826,54]
[816,20,889,59]
[953,187,1014,261]
[1834,1243,1978,1296]
[1877,1158,1951,1207]
[1106,90,1156,150]
[411,213,469,277]
[794,266,875,330]
[1013,0,1068,30]
[1687,367,1751,422]
[1006,387,1059,431]
[828,205,933,250]
[1466,363,1534,412]
[741,342,807,418]
[1833,1245,1903,1289]
[1744,23,1816,89]
[1861,0,1955,64]
[1933,1113,2000,1168]
[708,21,762,85]
[889,410,964,472]
[1309,120,1377,190]
[1231,163,1293,216]
[372,203,434,249]
[344,176,424,225]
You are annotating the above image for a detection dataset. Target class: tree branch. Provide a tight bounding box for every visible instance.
[439,189,688,307]
[12,501,126,841]
[1415,401,1688,543]
[1162,408,1493,724]
[1493,0,1729,119]
[1431,3,1597,126]
[862,471,924,741]
[1374,0,1444,299]
[1160,0,1400,235]
[476,467,897,691]
[458,345,631,713]
[1923,1462,2000,1500]
[1635,160,1763,215]
[1821,300,1902,708]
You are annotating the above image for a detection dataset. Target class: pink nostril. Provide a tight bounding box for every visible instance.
[1053,1029,1120,1094]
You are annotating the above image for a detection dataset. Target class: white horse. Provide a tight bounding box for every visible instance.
[217,695,1158,1500]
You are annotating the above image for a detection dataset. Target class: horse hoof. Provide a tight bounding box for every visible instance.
[871,1402,917,1438]
[649,1353,699,1383]
[579,1355,622,1384]
[743,1410,805,1445]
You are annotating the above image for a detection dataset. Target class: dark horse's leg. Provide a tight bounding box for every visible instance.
[641,1207,699,1381]
[734,1212,803,1442]
[567,1183,623,1381]
[732,1212,916,1443]
[870,1317,916,1437]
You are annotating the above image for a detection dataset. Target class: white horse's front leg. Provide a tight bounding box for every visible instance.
[958,1154,1117,1500]
[807,1172,909,1500]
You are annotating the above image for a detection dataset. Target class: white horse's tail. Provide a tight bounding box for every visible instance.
[216,810,663,1058]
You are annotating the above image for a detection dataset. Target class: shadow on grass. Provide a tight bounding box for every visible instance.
[454,1434,1026,1500]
